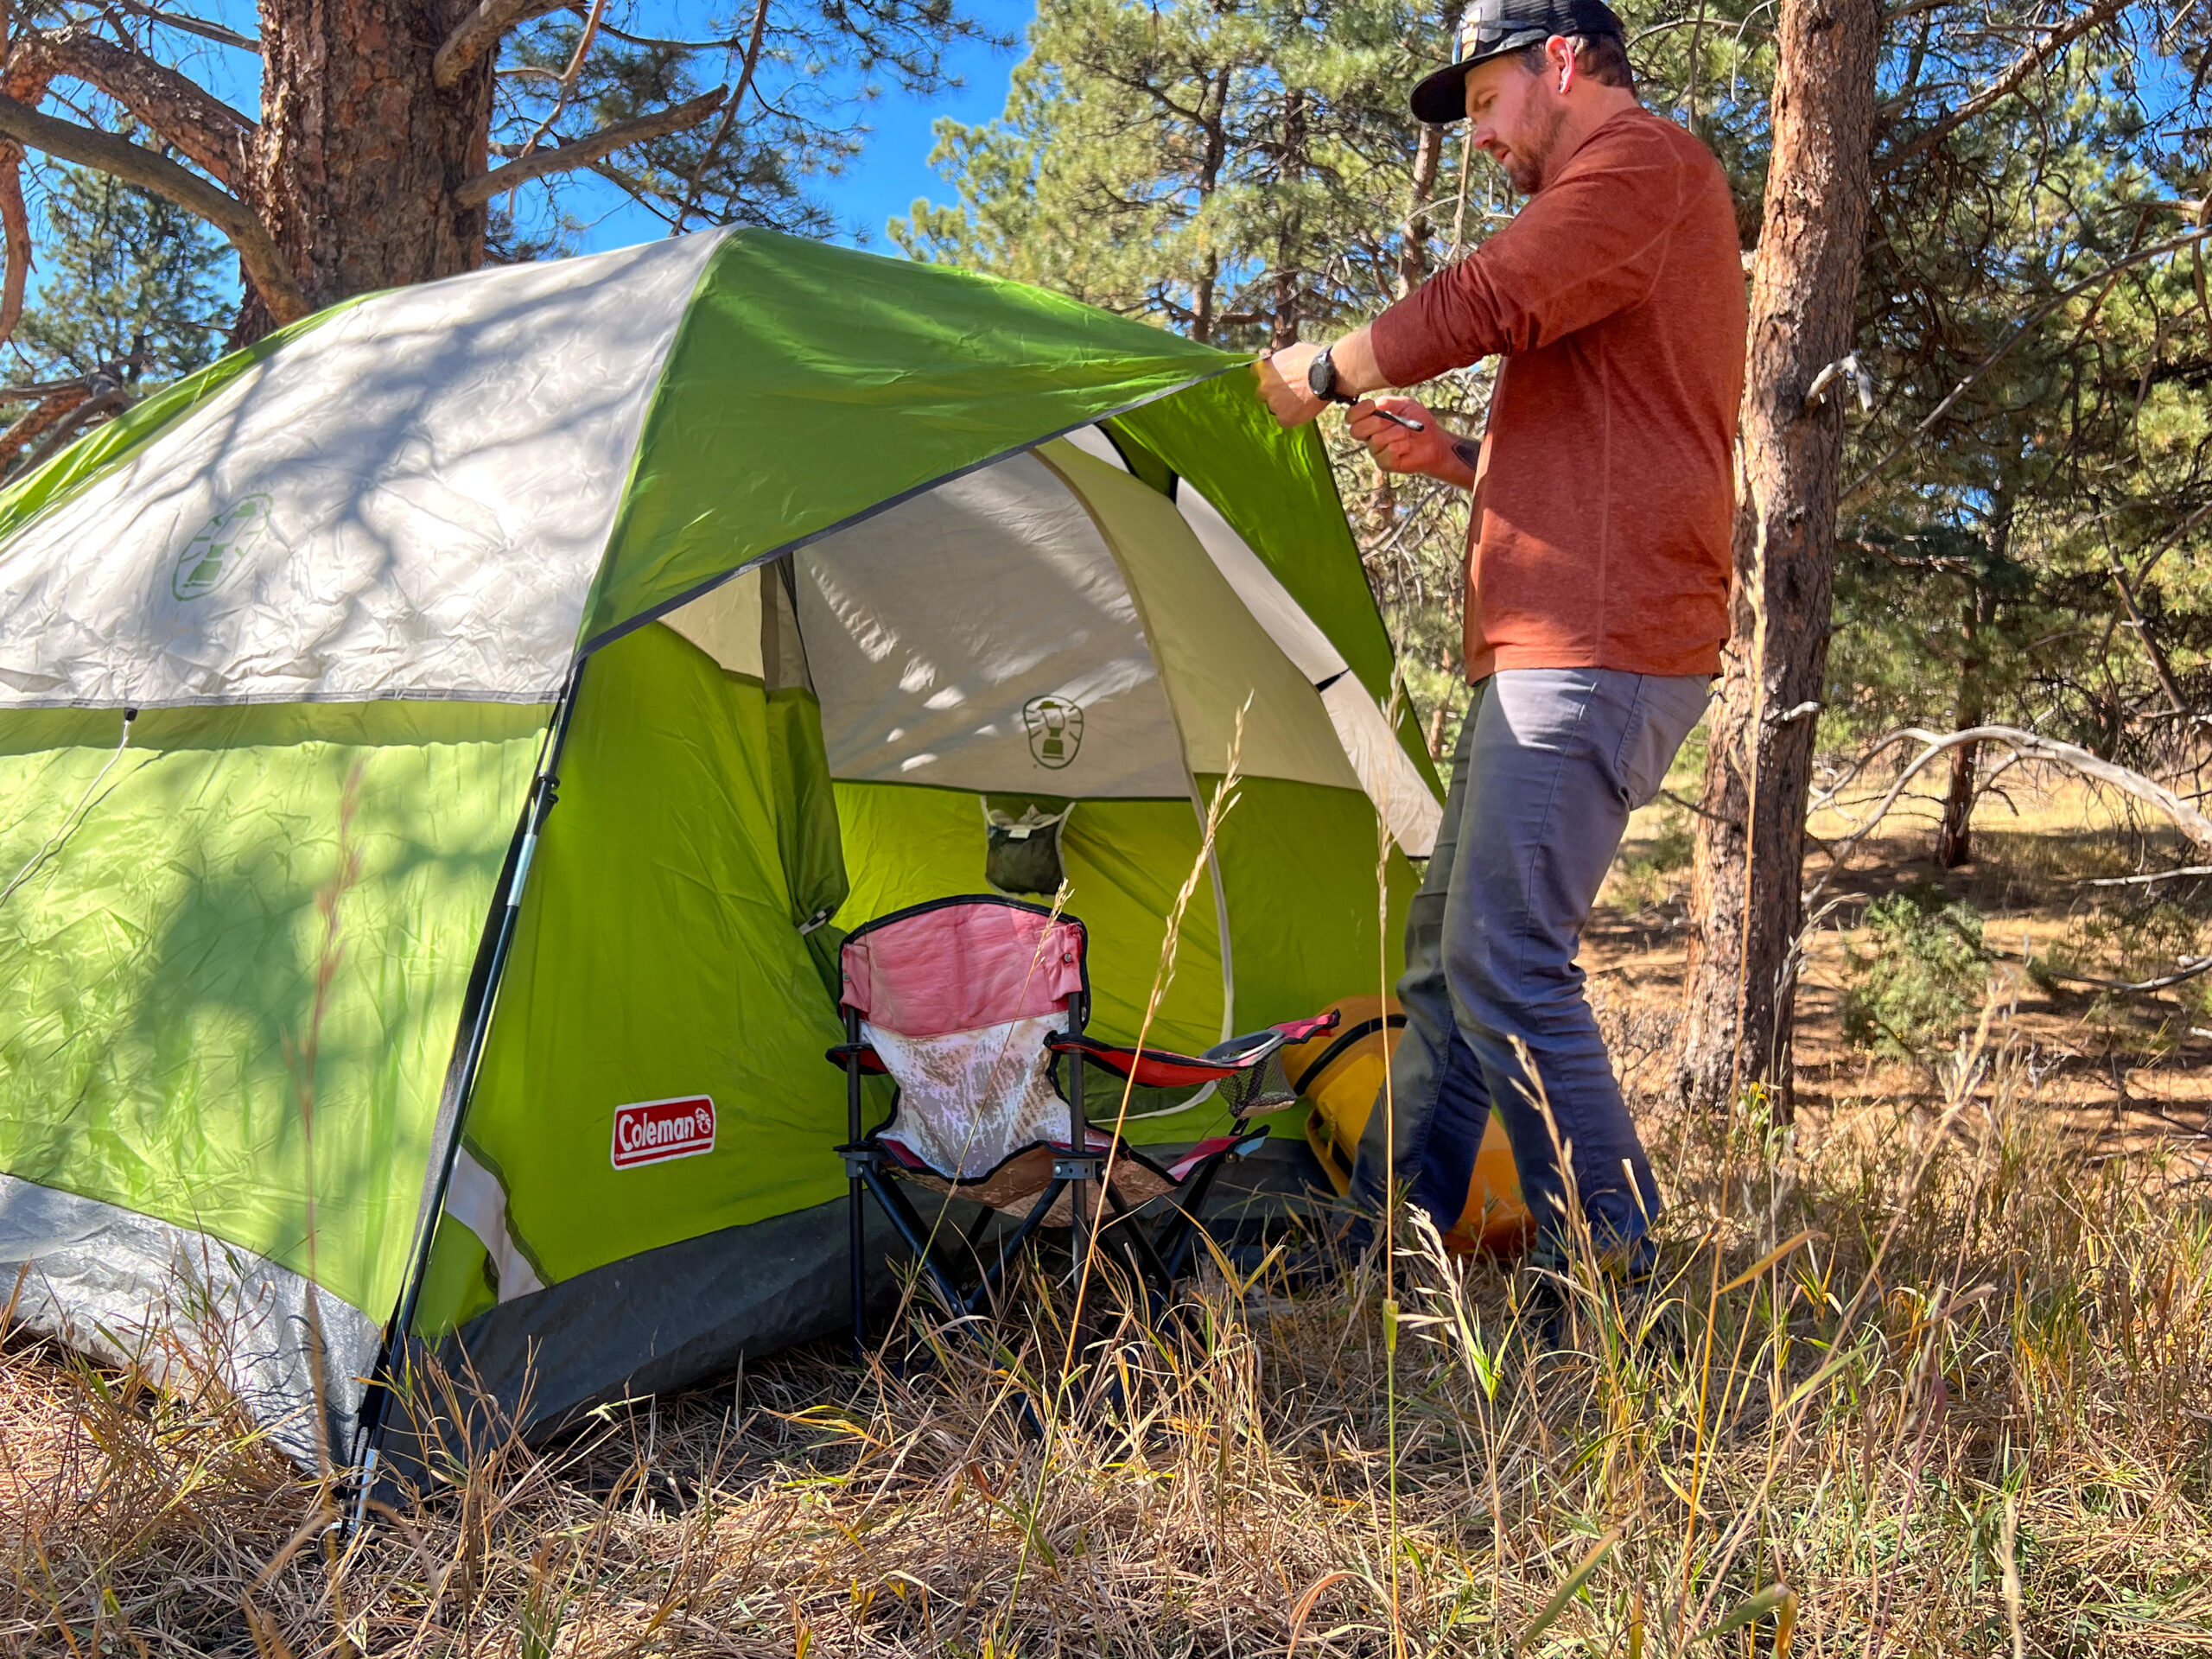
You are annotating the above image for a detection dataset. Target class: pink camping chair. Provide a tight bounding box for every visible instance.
[830,895,1338,1352]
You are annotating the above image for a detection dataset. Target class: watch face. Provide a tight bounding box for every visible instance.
[1307,352,1333,398]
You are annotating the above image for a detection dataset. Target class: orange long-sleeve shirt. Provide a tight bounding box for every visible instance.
[1370,107,1748,681]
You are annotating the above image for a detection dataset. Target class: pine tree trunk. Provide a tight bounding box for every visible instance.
[1269,87,1307,347]
[1936,502,2006,868]
[1676,0,1881,1113]
[1934,671,1984,869]
[237,0,493,339]
[1398,123,1443,298]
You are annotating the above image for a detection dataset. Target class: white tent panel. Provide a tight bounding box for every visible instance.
[661,564,766,679]
[1321,677,1444,857]
[798,450,1188,798]
[1058,424,1130,473]
[1177,483,1442,855]
[0,232,725,709]
[1041,444,1362,793]
[1175,484,1347,683]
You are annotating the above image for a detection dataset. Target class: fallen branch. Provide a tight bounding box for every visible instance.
[2084,866,2212,887]
[1806,724,2212,921]
[0,95,304,323]
[1999,947,2212,995]
[455,88,726,207]
[1822,726,2212,852]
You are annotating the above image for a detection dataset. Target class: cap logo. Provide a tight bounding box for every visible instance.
[1456,0,1490,59]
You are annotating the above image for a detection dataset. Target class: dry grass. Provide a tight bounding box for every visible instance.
[7,1020,2212,1656]
[10,778,2212,1656]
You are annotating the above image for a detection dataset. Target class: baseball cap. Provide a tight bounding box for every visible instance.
[1409,0,1628,124]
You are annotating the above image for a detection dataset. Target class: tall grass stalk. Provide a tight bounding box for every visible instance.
[982,708,1248,1649]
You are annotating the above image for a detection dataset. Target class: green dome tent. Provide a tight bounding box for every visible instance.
[0,227,1442,1468]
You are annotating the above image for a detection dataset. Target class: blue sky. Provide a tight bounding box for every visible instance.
[65,0,1034,259]
[545,0,1036,253]
[816,0,1033,248]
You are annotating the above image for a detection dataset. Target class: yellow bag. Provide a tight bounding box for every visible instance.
[1287,996,1533,1255]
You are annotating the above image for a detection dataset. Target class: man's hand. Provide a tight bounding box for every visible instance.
[1349,397,1475,487]
[1254,342,1329,428]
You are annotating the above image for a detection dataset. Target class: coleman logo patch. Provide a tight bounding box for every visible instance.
[1022,695,1084,770]
[611,1096,715,1169]
[172,494,273,601]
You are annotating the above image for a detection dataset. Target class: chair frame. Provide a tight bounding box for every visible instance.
[832,896,1336,1356]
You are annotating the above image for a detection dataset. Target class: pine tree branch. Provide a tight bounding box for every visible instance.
[102,0,259,54]
[16,384,129,474]
[1840,226,2212,501]
[435,0,575,91]
[454,87,727,207]
[0,95,304,324]
[0,151,25,345]
[0,387,88,473]
[1872,0,2128,179]
[10,26,255,188]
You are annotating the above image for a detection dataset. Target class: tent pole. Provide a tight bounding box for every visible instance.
[348,658,590,1529]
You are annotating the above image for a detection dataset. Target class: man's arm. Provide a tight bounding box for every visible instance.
[1370,125,1682,384]
[1256,120,1685,426]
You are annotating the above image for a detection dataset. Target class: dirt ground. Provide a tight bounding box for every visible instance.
[1587,765,2212,1157]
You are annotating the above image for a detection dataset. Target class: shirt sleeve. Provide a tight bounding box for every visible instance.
[1370,120,1688,386]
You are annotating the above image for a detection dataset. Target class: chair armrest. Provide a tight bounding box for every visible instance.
[1050,1007,1344,1088]
[1046,1033,1246,1088]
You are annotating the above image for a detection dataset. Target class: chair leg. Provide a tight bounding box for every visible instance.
[849,1172,868,1362]
[965,1178,1067,1314]
[1153,1139,1254,1285]
[845,1027,868,1363]
[862,1166,977,1319]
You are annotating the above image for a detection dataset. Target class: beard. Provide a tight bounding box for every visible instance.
[1503,98,1569,194]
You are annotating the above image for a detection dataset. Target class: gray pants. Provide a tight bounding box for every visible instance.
[1352,668,1710,1255]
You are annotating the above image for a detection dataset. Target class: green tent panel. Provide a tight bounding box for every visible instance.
[0,226,1445,1467]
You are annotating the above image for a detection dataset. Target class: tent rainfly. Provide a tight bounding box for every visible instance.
[0,227,1443,1471]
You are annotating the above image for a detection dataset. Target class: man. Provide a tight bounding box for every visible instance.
[1255,0,1746,1274]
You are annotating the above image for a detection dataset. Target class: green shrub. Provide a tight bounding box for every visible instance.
[1841,888,1993,1060]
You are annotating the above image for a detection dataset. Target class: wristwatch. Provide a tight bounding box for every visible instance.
[1306,346,1356,405]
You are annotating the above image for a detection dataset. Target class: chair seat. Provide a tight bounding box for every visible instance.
[875,1130,1178,1217]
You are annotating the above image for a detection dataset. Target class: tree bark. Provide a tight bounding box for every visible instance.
[1676,0,1882,1114]
[243,0,495,337]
